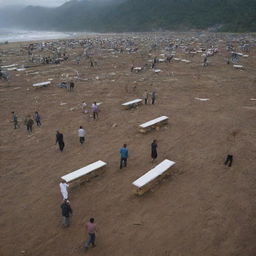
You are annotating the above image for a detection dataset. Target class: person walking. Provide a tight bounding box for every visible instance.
[224,131,236,167]
[151,91,156,105]
[34,111,41,127]
[61,199,72,228]
[12,111,19,129]
[82,102,87,114]
[224,154,233,167]
[78,126,85,144]
[143,90,149,104]
[59,180,69,200]
[151,139,158,162]
[92,102,99,120]
[25,116,34,133]
[56,131,65,152]
[85,218,97,249]
[203,55,208,67]
[120,144,128,169]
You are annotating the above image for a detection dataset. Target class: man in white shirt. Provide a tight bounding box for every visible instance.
[59,180,69,200]
[78,126,85,144]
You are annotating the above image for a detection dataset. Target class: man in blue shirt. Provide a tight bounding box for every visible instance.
[120,144,128,169]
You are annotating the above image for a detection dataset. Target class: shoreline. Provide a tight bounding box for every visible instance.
[1,30,256,44]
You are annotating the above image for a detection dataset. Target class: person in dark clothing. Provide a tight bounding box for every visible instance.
[56,131,65,152]
[167,55,173,63]
[61,199,72,227]
[25,116,34,133]
[151,91,156,104]
[90,59,94,67]
[203,55,208,67]
[69,81,75,92]
[34,111,41,126]
[151,139,158,162]
[224,154,233,167]
[120,144,128,169]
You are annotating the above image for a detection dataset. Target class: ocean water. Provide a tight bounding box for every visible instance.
[0,29,77,43]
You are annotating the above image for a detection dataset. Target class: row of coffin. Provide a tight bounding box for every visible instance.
[61,159,175,196]
[60,100,173,194]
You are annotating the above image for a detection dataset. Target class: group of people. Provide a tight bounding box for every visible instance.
[55,126,86,152]
[143,90,157,105]
[57,81,75,91]
[12,111,41,132]
[57,140,158,249]
[119,140,158,169]
[59,180,97,250]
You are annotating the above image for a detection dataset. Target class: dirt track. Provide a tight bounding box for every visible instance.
[1,33,256,256]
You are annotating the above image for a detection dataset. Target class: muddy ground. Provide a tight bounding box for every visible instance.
[0,33,256,256]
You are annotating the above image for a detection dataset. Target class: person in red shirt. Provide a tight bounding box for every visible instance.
[85,218,97,249]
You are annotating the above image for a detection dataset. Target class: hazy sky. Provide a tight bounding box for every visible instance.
[0,0,69,7]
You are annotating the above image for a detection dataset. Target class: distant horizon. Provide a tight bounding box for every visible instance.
[0,0,69,8]
[0,0,115,8]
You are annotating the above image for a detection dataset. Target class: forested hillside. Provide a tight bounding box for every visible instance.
[1,0,256,32]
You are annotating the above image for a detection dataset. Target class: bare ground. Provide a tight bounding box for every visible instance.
[0,34,256,256]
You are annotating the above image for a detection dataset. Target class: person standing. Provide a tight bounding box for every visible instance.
[56,131,65,152]
[143,90,149,104]
[78,126,85,144]
[92,102,99,120]
[61,199,72,228]
[69,81,75,92]
[151,91,156,105]
[59,180,69,200]
[120,144,128,169]
[34,111,41,127]
[25,116,34,133]
[12,111,19,129]
[85,218,97,249]
[90,59,94,67]
[151,139,158,162]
